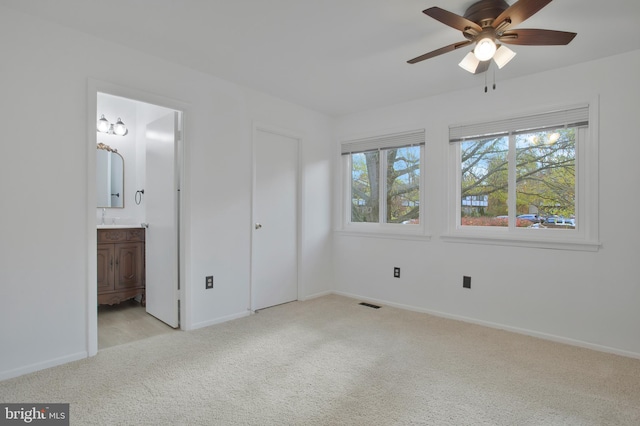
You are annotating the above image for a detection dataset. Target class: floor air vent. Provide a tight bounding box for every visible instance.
[359,302,381,309]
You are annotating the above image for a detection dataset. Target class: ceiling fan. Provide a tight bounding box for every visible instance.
[408,0,577,74]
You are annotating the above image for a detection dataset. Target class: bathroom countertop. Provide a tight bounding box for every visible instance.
[97,224,145,229]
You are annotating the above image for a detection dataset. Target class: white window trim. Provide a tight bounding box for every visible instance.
[339,129,429,240]
[444,100,600,252]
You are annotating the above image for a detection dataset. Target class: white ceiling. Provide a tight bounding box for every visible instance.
[4,0,640,116]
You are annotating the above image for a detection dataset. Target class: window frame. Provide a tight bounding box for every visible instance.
[444,102,600,251]
[340,129,428,238]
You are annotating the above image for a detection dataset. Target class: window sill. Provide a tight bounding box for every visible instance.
[335,228,431,242]
[441,233,600,252]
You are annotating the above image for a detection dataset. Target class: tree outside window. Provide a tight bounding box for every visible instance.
[351,146,421,224]
[460,128,576,229]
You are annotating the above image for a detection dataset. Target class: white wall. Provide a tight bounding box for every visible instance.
[334,49,640,357]
[0,7,334,380]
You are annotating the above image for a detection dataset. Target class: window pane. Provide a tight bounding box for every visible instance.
[386,146,420,224]
[516,129,576,230]
[461,137,509,227]
[351,151,379,222]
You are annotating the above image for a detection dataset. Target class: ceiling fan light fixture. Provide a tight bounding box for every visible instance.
[474,37,496,61]
[493,45,516,69]
[458,51,480,73]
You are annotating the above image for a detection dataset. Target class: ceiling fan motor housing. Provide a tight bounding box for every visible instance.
[464,0,509,27]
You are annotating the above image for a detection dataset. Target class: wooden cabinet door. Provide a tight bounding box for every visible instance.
[115,242,143,289]
[97,245,114,293]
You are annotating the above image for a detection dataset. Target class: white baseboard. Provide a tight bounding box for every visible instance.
[190,310,250,330]
[299,290,333,301]
[0,351,88,382]
[333,290,640,360]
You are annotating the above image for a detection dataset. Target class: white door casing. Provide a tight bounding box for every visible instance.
[251,127,299,311]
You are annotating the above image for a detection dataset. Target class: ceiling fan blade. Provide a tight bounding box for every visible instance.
[498,29,577,45]
[493,0,553,31]
[423,7,482,33]
[408,40,472,64]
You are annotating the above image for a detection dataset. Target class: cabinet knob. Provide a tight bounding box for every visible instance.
[255,223,263,230]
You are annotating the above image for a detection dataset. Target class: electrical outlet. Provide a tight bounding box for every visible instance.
[394,267,401,278]
[463,276,471,289]
[206,276,214,289]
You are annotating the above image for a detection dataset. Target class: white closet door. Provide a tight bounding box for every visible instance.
[251,128,298,311]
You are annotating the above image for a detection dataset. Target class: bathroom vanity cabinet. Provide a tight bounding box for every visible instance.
[97,228,145,305]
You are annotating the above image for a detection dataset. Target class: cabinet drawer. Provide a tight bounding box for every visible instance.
[126,228,145,242]
[98,228,145,243]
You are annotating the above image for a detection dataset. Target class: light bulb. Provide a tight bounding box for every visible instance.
[97,114,110,133]
[474,37,496,61]
[114,118,127,136]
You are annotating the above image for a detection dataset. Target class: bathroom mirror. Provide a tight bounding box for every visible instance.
[96,143,124,208]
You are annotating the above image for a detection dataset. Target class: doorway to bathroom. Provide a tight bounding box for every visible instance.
[90,84,185,353]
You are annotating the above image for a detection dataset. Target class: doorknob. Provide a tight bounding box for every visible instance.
[255,223,262,230]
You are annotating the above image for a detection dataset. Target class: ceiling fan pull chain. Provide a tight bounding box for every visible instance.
[493,67,496,91]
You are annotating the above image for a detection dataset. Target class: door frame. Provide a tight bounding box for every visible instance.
[87,79,189,356]
[250,123,304,312]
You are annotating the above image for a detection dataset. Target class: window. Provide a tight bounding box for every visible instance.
[447,105,599,250]
[342,130,424,231]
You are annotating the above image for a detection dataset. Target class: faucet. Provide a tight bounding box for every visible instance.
[101,208,106,225]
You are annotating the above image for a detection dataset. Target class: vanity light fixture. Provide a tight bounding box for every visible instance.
[97,114,110,133]
[113,118,127,136]
[97,115,128,136]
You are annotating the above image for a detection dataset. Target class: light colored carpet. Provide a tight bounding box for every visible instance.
[1,294,639,425]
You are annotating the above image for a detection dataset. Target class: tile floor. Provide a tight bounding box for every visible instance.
[98,299,176,350]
